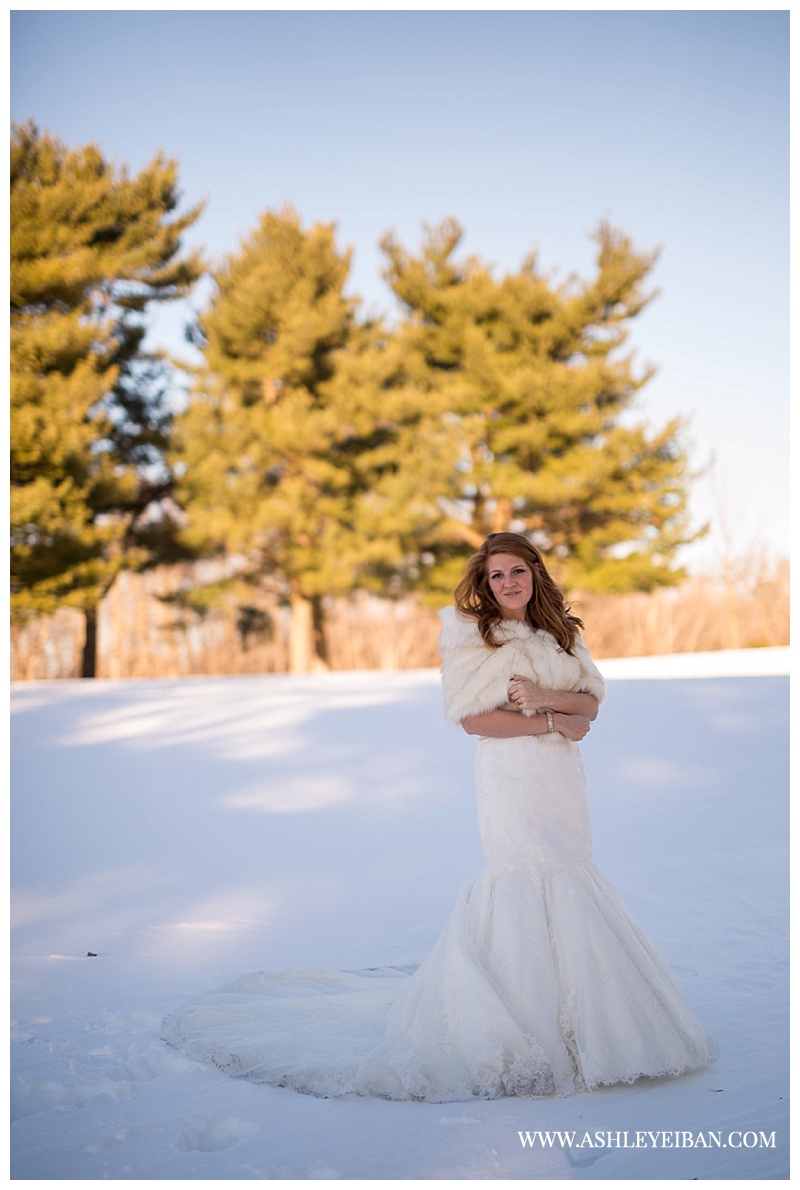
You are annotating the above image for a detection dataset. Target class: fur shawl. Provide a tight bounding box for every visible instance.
[439,606,607,727]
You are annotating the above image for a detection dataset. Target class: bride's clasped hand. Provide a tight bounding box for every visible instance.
[507,676,592,740]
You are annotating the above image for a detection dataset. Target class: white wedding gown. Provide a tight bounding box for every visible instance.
[162,729,715,1101]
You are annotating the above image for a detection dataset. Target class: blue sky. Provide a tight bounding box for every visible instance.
[11,9,789,570]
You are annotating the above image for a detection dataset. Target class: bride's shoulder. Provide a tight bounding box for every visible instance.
[438,606,483,650]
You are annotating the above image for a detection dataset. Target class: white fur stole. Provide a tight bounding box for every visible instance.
[438,606,606,727]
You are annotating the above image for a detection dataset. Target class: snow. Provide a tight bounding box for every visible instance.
[11,648,789,1181]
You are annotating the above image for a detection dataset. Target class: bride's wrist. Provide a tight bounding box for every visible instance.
[533,708,555,734]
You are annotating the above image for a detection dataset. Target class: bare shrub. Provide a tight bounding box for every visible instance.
[10,609,84,681]
[574,553,789,658]
[10,564,442,680]
[97,564,291,678]
[322,593,441,671]
[10,551,788,680]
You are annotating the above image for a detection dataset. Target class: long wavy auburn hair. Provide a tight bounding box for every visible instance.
[453,532,584,653]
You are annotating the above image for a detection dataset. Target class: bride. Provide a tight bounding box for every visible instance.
[162,532,715,1101]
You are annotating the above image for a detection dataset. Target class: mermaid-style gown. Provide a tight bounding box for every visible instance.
[162,728,715,1101]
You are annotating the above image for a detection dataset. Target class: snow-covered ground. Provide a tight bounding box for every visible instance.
[11,648,789,1181]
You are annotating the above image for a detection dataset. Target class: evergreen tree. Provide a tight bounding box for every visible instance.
[173,206,411,671]
[379,219,699,597]
[10,122,204,674]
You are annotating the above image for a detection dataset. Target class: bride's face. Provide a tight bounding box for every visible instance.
[486,553,533,620]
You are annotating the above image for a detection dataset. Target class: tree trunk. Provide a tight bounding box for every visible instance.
[81,606,98,678]
[288,590,313,673]
[492,498,512,533]
[289,591,332,672]
[288,592,330,675]
[311,594,330,670]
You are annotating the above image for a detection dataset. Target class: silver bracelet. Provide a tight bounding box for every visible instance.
[543,709,554,733]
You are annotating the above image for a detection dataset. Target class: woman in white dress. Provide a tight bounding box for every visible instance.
[162,532,715,1100]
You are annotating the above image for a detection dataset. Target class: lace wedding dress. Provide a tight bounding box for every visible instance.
[161,611,715,1101]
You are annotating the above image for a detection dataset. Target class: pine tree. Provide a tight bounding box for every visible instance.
[10,122,204,675]
[379,219,700,597]
[173,206,412,671]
